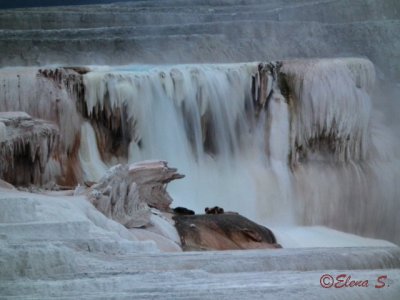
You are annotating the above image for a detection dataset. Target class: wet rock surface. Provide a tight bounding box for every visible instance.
[174,213,280,251]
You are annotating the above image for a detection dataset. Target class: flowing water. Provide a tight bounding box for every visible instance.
[80,63,295,225]
[0,59,399,245]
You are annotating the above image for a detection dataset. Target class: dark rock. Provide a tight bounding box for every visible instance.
[173,207,195,215]
[205,206,224,214]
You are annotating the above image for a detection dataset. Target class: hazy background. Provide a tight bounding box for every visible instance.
[0,0,135,9]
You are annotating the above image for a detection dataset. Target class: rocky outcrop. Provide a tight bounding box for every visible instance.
[88,160,184,228]
[0,112,59,186]
[173,214,280,251]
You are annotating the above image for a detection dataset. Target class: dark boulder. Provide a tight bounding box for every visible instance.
[173,206,195,216]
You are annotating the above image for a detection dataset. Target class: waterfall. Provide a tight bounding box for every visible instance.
[0,58,399,244]
[282,59,400,243]
[82,63,290,222]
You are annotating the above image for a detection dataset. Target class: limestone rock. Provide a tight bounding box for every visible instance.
[89,160,184,228]
[0,112,59,186]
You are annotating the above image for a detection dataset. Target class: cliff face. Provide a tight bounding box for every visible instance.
[0,0,399,80]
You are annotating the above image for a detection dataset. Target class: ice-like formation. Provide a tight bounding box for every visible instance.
[0,58,399,244]
[1,1,400,297]
[281,58,373,163]
[280,59,400,243]
[88,160,183,228]
[0,112,58,185]
[78,59,399,244]
[0,68,81,151]
[81,63,275,220]
[0,67,84,185]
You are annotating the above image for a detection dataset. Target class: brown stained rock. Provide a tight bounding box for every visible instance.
[173,214,281,251]
[0,112,59,186]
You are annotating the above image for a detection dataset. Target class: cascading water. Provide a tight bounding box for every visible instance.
[69,59,400,245]
[2,2,400,299]
[81,63,293,224]
[282,59,400,244]
[0,58,399,245]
